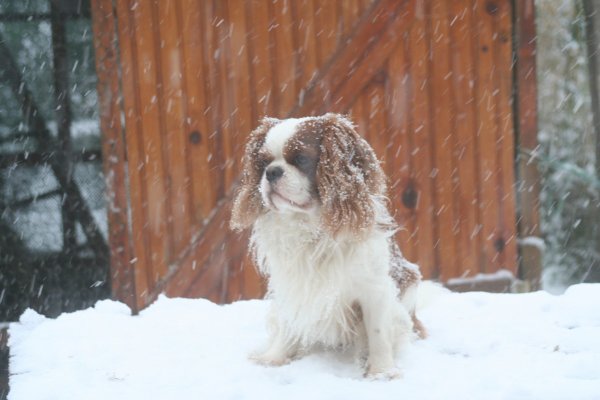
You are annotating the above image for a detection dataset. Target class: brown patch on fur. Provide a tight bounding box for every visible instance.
[392,262,421,294]
[231,113,388,237]
[389,242,427,339]
[282,123,322,196]
[315,113,387,236]
[230,117,279,230]
[411,312,427,339]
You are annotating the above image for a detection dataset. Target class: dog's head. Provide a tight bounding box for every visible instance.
[230,113,387,235]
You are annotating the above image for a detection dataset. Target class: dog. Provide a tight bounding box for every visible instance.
[230,113,425,379]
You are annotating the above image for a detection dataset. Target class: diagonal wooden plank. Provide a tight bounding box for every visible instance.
[291,0,414,116]
[142,0,415,304]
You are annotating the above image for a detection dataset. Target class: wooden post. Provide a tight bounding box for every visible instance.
[90,0,137,311]
[514,0,542,289]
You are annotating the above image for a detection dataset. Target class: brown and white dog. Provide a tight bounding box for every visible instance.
[230,113,425,379]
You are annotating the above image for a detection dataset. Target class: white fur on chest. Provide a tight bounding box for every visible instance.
[250,212,395,348]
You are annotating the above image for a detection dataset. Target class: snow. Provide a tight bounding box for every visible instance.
[9,284,600,400]
[446,268,515,286]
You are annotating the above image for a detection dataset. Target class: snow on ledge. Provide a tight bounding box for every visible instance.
[446,268,515,286]
[8,284,600,400]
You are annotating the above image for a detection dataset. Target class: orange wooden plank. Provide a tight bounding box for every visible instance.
[271,0,297,116]
[326,0,400,102]
[247,0,275,117]
[91,0,136,310]
[315,0,338,66]
[341,0,361,37]
[226,254,243,303]
[241,251,265,299]
[350,92,367,138]
[114,0,152,309]
[214,0,237,189]
[161,200,232,299]
[292,0,318,98]
[448,0,481,278]
[365,77,387,166]
[428,0,460,281]
[387,43,417,262]
[406,0,436,279]
[473,0,503,273]
[179,0,214,222]
[228,0,254,176]
[134,0,170,281]
[493,0,518,275]
[203,1,226,202]
[156,0,192,257]
[296,0,414,116]
[226,0,254,172]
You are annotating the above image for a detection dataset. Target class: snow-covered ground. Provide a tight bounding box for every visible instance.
[8,284,600,400]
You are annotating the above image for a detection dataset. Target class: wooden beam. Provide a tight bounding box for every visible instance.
[513,0,542,289]
[148,0,415,306]
[290,0,414,117]
[90,0,137,312]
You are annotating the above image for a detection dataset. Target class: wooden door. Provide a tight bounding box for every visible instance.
[92,0,519,312]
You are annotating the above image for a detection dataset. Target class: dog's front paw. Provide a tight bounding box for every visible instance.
[249,351,291,367]
[364,365,403,380]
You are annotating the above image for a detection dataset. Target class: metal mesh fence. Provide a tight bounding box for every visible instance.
[0,0,109,322]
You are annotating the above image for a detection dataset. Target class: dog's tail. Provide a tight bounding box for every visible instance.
[416,280,450,312]
[402,280,449,340]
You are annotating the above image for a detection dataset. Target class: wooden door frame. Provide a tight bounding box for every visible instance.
[91,0,541,312]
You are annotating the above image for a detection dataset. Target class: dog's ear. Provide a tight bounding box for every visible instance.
[230,117,279,231]
[316,113,387,236]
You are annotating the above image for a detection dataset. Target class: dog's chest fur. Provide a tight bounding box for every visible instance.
[250,212,391,348]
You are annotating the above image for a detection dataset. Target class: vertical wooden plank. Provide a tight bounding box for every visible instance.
[341,0,361,37]
[179,0,215,221]
[387,42,417,262]
[493,0,518,275]
[428,0,460,280]
[203,1,226,202]
[365,77,387,165]
[241,250,264,299]
[272,0,297,116]
[214,0,238,189]
[315,0,338,66]
[156,0,192,257]
[292,0,318,101]
[407,0,436,279]
[91,0,136,310]
[134,0,170,282]
[247,0,275,117]
[448,1,481,278]
[226,253,243,303]
[227,0,254,167]
[473,0,503,273]
[114,0,152,309]
[514,0,541,288]
[350,93,367,137]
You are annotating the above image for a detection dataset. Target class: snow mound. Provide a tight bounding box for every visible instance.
[9,284,600,400]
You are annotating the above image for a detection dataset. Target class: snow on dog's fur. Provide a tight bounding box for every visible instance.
[231,114,425,379]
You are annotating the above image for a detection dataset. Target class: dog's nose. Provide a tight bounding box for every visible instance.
[266,166,284,183]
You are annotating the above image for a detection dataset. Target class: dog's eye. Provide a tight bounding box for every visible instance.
[256,156,270,171]
[293,154,310,167]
